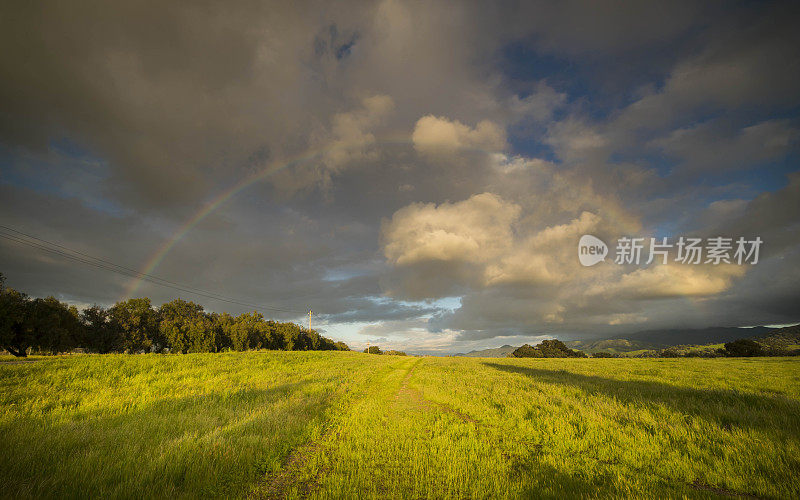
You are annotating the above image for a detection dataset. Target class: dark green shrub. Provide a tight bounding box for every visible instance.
[724,338,763,357]
[511,344,542,358]
[512,340,586,358]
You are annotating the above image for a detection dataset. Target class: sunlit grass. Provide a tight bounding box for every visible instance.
[294,357,800,499]
[2,354,799,498]
[0,352,394,498]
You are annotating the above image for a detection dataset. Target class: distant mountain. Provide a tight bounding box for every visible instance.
[450,324,798,357]
[453,345,517,358]
[563,338,656,354]
[635,324,800,357]
[609,326,775,346]
[751,324,800,349]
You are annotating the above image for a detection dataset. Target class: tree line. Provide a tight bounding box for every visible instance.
[0,273,349,357]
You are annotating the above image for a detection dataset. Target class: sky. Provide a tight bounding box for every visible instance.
[1,0,799,354]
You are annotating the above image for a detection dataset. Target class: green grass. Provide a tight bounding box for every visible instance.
[2,354,799,498]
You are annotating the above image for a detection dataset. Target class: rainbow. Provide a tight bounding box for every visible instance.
[121,138,640,302]
[122,136,409,300]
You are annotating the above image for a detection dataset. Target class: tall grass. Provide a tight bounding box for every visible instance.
[291,357,800,499]
[0,352,393,498]
[2,354,799,498]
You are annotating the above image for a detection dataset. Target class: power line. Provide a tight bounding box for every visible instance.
[0,230,303,314]
[0,225,307,314]
[1,225,356,342]
[2,224,335,307]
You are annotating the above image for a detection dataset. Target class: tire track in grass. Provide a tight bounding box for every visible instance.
[394,358,477,424]
[256,434,327,499]
[690,480,764,499]
[0,358,40,364]
[259,358,484,498]
[257,358,792,499]
[251,358,416,498]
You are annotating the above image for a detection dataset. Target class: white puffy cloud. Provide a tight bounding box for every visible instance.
[589,264,746,299]
[381,190,620,297]
[412,115,506,157]
[484,211,601,286]
[382,192,519,266]
[380,176,771,335]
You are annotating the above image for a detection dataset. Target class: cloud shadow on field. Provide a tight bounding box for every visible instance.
[0,380,331,498]
[482,362,800,439]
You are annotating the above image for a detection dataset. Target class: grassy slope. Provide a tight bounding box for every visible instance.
[2,354,800,498]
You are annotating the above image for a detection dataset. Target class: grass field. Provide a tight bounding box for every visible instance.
[1,353,799,498]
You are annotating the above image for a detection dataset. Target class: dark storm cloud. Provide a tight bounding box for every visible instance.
[0,0,364,207]
[1,0,799,351]
[0,184,158,304]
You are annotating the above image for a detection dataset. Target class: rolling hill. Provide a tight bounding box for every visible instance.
[453,345,517,358]
[455,324,800,357]
[608,326,775,346]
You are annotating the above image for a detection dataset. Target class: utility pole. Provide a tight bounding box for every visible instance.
[308,309,312,331]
